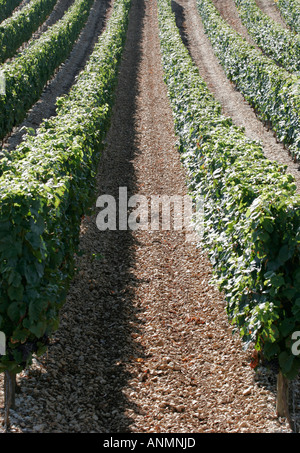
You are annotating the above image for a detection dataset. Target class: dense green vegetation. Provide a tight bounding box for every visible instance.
[196,0,300,162]
[276,0,300,34]
[0,0,23,24]
[0,0,58,64]
[235,0,300,73]
[0,0,93,140]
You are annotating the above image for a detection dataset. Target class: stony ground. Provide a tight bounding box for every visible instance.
[0,0,299,433]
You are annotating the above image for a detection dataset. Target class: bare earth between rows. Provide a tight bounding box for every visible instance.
[0,0,299,433]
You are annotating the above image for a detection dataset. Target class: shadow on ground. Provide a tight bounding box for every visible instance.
[12,0,149,434]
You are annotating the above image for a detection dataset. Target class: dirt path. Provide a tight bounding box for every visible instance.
[2,0,112,153]
[1,0,297,434]
[172,0,300,193]
[255,0,290,28]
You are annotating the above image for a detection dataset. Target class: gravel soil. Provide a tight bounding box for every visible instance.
[0,0,299,434]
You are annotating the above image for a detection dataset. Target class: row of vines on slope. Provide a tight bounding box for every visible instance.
[234,0,300,74]
[195,0,300,163]
[157,0,300,416]
[0,0,132,375]
[0,0,93,141]
[0,0,23,24]
[276,0,300,34]
[0,0,58,64]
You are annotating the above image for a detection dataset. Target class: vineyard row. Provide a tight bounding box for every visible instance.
[0,0,23,24]
[0,0,58,64]
[158,0,300,380]
[0,0,131,374]
[196,0,300,162]
[235,0,300,74]
[0,0,93,141]
[276,0,300,34]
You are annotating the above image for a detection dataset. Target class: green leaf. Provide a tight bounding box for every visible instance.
[25,265,40,286]
[10,328,29,343]
[270,274,285,289]
[25,231,41,250]
[279,351,294,374]
[263,341,280,360]
[278,244,291,265]
[261,217,274,233]
[7,284,24,302]
[27,321,47,338]
[7,270,22,288]
[279,318,296,337]
[28,299,47,323]
[292,298,300,317]
[7,302,21,323]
